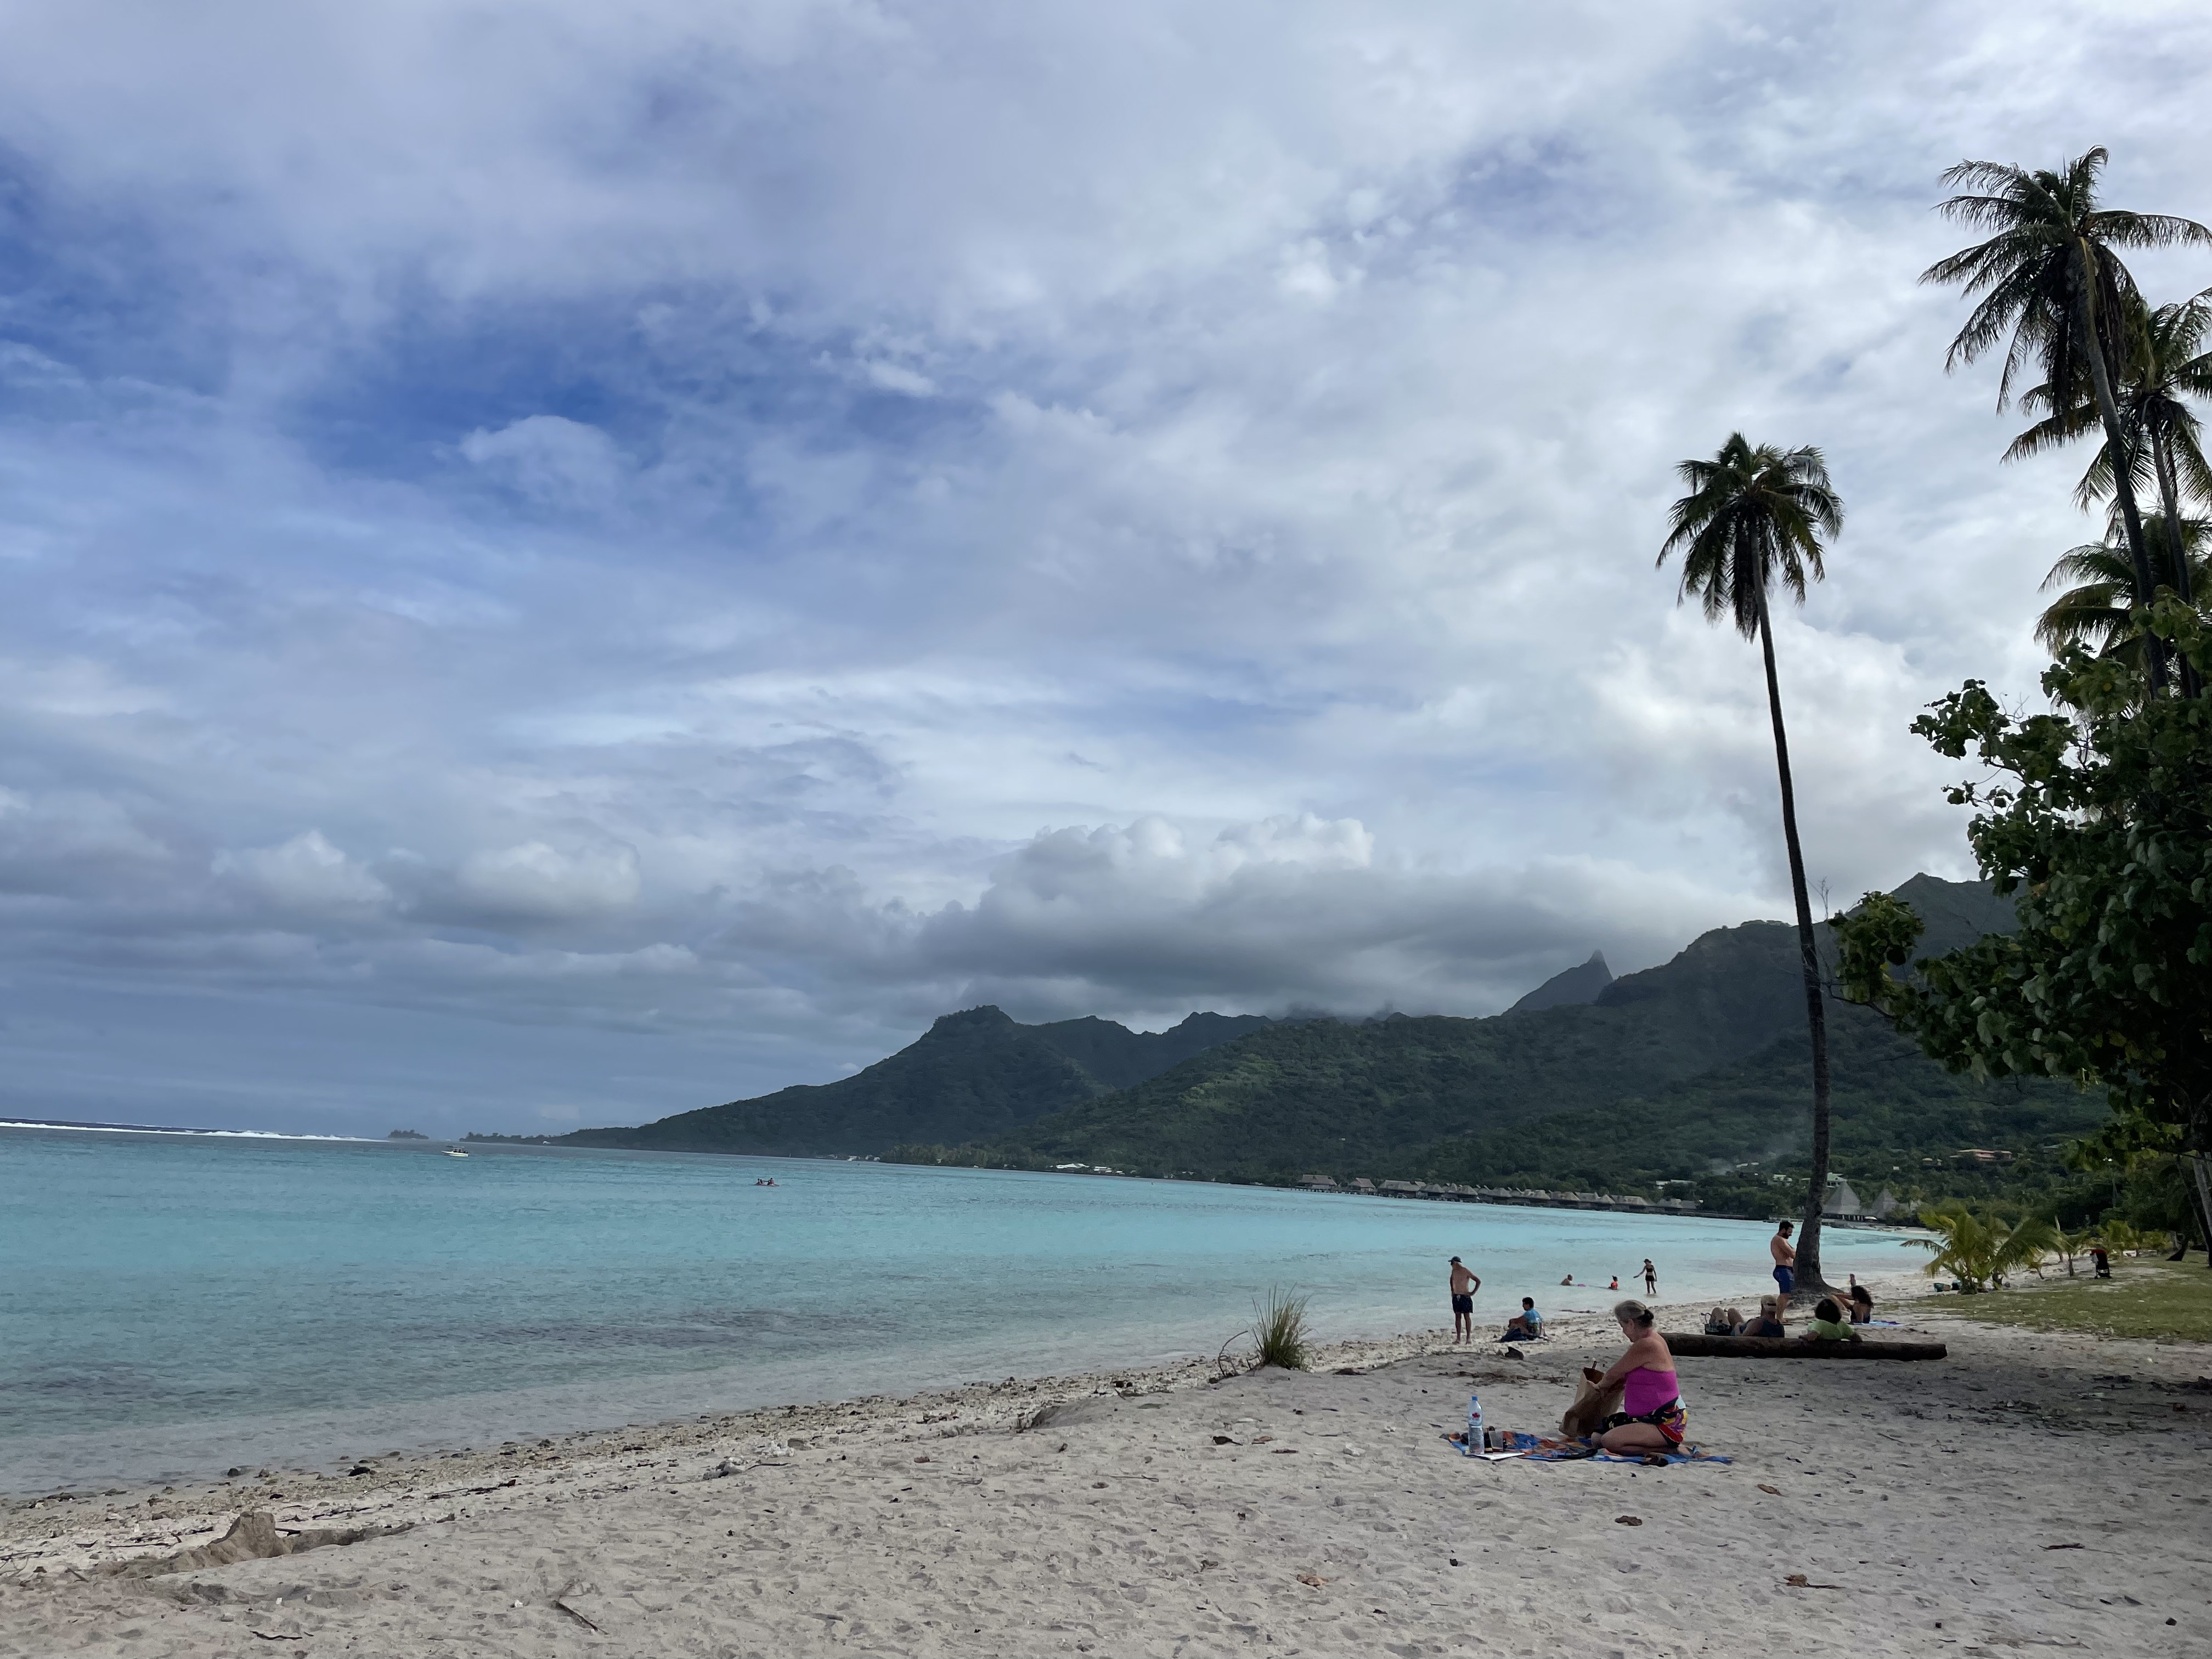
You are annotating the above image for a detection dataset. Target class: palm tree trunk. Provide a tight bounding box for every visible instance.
[2152,435,2203,697]
[1756,591,1833,1296]
[2075,260,2168,694]
[2191,1150,2212,1272]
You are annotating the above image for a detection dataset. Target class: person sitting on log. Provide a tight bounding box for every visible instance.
[1801,1296,1862,1342]
[1735,1295,1787,1338]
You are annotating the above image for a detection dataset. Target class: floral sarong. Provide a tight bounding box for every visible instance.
[1598,1396,1686,1446]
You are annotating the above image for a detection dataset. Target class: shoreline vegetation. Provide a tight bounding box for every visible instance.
[5,1268,2205,1655]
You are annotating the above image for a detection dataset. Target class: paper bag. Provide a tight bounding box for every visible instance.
[1561,1366,1623,1438]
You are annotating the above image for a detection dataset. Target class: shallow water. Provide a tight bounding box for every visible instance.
[0,1126,1917,1490]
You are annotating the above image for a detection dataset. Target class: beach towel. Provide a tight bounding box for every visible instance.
[1440,1430,1728,1466]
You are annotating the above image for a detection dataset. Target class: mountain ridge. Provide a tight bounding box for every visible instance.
[557,1006,1273,1158]
[561,873,2078,1202]
[1507,950,1612,1014]
[894,875,2088,1195]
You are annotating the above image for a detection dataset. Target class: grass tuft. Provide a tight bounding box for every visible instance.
[1251,1285,1312,1370]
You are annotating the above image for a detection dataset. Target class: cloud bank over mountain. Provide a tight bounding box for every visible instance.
[1,1,2207,1131]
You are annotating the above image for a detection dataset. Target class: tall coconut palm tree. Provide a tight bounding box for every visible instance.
[1660,435,1844,1294]
[2012,292,2212,690]
[1921,148,2212,695]
[2036,515,2211,673]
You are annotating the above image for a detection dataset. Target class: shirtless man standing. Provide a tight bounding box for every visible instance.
[1770,1220,1797,1301]
[1448,1256,1481,1343]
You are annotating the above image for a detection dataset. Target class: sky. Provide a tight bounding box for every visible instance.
[2,1,2209,1136]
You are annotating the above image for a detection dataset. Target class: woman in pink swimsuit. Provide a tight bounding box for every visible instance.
[1591,1298,1685,1453]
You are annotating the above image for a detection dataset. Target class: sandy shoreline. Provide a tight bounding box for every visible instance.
[4,1272,2208,1656]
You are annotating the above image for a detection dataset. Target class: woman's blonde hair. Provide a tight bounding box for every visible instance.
[1612,1298,1656,1328]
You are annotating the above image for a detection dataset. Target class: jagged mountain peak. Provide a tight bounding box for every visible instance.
[1507,950,1615,1015]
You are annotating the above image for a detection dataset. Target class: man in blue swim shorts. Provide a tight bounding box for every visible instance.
[1771,1219,1796,1298]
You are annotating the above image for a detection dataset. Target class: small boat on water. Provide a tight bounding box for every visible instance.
[443,1148,470,1158]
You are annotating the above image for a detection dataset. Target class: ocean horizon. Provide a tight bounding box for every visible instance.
[1,1124,1920,1493]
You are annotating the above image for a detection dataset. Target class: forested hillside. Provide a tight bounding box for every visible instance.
[892,877,2095,1207]
[557,1006,1271,1157]
[565,874,2093,1214]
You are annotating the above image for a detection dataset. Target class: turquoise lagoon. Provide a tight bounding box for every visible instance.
[0,1126,1919,1491]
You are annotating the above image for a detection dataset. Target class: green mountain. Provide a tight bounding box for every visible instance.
[978,920,1814,1178]
[912,875,2097,1198]
[1412,1008,2100,1206]
[558,872,2100,1211]
[557,1006,1271,1158]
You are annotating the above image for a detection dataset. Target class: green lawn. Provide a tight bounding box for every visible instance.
[1933,1259,2212,1343]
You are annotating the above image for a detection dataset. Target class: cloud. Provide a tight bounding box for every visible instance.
[216,831,392,915]
[715,812,1758,1026]
[0,785,179,896]
[448,842,644,924]
[460,415,629,507]
[0,1,2205,1131]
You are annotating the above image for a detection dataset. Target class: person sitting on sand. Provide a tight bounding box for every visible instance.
[1847,1284,1875,1325]
[1801,1297,1861,1342]
[1500,1297,1543,1341]
[1589,1299,1685,1454]
[1736,1295,1786,1338]
[1703,1306,1734,1335]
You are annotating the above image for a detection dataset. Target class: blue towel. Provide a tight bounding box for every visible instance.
[1444,1430,1730,1465]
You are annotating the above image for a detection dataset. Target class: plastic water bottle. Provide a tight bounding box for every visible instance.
[1464,1392,1483,1456]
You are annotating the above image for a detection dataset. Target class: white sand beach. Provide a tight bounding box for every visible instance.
[4,1276,2207,1658]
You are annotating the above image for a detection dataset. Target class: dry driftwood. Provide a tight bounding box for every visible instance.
[1662,1333,1947,1361]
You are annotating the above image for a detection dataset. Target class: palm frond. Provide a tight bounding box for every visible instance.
[1922,148,2209,427]
[2035,518,2212,659]
[1658,435,1840,641]
[2084,210,2212,250]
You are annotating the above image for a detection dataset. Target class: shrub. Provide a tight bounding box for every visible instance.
[1251,1285,1312,1370]
[2096,1220,2169,1255]
[1912,1205,2058,1291]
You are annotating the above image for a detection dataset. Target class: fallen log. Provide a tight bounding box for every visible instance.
[1661,1333,1946,1361]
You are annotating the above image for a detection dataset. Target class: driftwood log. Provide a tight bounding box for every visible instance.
[1662,1333,1947,1361]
